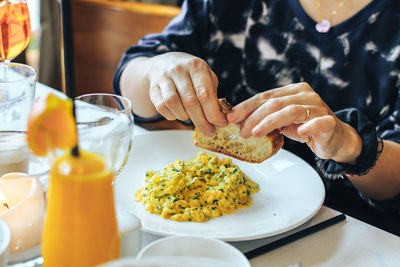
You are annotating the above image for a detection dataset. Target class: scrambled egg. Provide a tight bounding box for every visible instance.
[135,151,260,222]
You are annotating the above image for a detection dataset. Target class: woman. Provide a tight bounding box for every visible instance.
[114,0,400,235]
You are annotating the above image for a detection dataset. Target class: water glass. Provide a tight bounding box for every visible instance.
[0,131,29,177]
[0,63,36,131]
[74,93,134,177]
[0,63,38,176]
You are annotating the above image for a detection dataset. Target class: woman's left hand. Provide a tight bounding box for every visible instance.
[227,82,362,163]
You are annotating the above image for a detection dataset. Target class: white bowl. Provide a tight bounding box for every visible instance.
[100,257,236,267]
[0,218,11,267]
[137,236,250,267]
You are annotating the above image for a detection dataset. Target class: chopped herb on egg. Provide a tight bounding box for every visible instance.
[134,151,260,222]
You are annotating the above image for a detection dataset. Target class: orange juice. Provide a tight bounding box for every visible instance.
[42,150,120,267]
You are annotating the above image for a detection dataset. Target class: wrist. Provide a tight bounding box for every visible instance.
[141,56,155,86]
[332,123,362,164]
[315,108,383,179]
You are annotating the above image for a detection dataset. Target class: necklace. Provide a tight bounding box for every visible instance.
[315,0,345,33]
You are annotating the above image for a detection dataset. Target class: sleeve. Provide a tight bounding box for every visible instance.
[376,87,400,144]
[359,193,400,214]
[316,101,400,213]
[316,108,382,178]
[112,0,211,123]
[361,87,400,212]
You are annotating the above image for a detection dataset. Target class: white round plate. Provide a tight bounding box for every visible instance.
[114,130,325,241]
[137,235,250,267]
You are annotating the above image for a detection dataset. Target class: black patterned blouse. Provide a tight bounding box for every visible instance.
[114,0,400,235]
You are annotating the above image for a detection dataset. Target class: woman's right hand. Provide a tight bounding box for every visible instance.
[147,52,227,136]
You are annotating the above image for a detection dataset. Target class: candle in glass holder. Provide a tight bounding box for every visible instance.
[0,173,45,261]
[0,218,11,267]
[0,132,29,177]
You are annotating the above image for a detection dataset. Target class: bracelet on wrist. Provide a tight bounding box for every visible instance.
[315,108,384,180]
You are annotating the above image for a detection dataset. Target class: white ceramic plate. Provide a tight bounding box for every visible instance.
[137,236,250,267]
[114,130,325,241]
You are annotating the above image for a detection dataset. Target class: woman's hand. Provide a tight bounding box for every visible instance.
[227,82,362,164]
[147,52,227,136]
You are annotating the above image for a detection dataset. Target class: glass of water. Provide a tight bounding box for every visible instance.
[0,63,36,132]
[74,93,134,178]
[0,62,47,183]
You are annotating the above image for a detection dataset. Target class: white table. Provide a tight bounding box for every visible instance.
[247,207,400,266]
[36,83,400,266]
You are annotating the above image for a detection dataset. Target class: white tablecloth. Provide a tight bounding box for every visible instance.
[36,83,400,266]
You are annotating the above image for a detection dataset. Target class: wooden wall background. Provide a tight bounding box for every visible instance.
[70,0,180,96]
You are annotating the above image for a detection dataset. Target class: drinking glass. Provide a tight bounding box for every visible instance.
[0,0,31,62]
[0,130,48,182]
[42,151,119,266]
[74,93,134,178]
[0,131,28,177]
[0,62,36,131]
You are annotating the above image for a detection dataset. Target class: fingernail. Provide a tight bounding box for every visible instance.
[252,126,261,137]
[217,120,228,127]
[206,128,215,137]
[240,129,250,139]
[297,125,306,135]
[227,112,236,122]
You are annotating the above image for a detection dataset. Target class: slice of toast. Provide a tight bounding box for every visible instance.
[193,99,284,163]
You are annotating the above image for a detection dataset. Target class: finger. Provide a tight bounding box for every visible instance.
[280,124,310,143]
[149,84,176,120]
[227,83,309,123]
[297,115,336,137]
[209,68,219,92]
[297,116,340,159]
[251,105,326,138]
[239,94,315,138]
[159,78,189,121]
[173,73,215,136]
[190,65,227,126]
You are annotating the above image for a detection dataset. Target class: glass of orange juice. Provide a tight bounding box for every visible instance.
[27,94,121,266]
[41,150,120,266]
